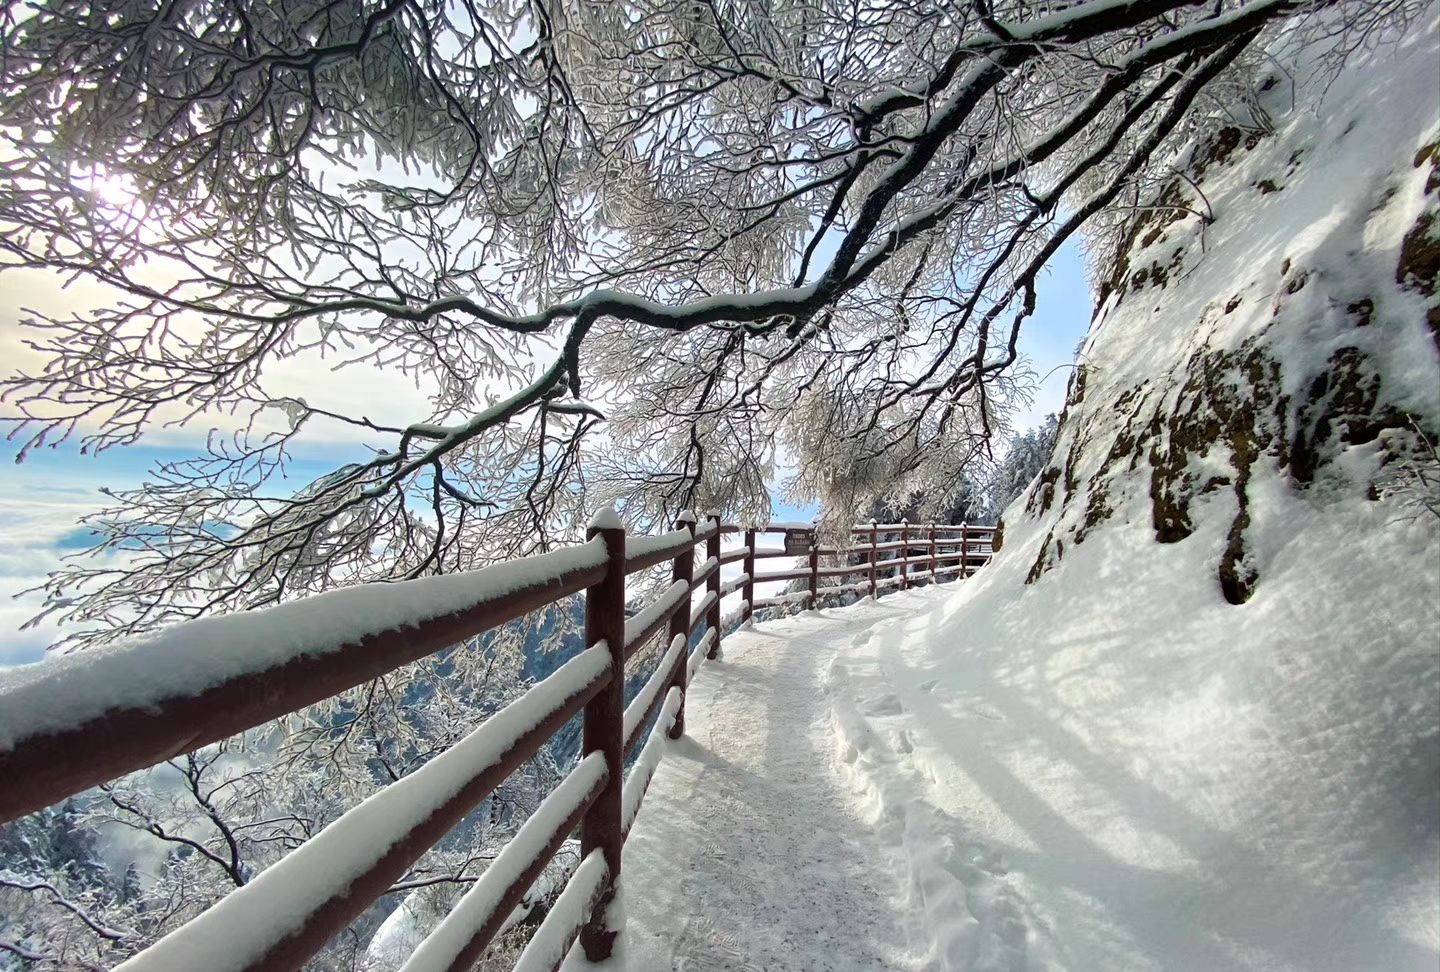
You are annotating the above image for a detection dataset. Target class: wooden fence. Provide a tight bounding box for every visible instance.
[0,516,994,972]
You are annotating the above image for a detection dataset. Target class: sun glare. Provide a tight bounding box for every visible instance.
[73,166,146,224]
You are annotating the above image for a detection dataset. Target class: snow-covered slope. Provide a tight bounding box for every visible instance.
[832,13,1440,970]
[1027,13,1440,600]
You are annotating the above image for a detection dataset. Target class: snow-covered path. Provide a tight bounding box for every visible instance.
[588,595,937,971]
[564,587,1036,972]
[565,565,1436,972]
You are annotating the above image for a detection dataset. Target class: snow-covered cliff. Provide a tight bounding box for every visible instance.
[1022,16,1439,601]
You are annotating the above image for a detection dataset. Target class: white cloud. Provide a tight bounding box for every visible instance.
[0,476,114,664]
[0,266,536,453]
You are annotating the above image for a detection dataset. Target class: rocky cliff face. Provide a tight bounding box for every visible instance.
[1019,18,1440,606]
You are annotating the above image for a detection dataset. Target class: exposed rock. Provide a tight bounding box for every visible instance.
[1021,77,1439,599]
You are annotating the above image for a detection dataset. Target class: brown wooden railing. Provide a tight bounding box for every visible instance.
[744,521,996,613]
[0,515,993,972]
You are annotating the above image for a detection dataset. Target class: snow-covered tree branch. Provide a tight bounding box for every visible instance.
[0,0,1365,646]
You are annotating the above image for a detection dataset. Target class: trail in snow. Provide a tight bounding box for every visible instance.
[826,622,1042,972]
[563,587,1035,972]
[564,554,1435,972]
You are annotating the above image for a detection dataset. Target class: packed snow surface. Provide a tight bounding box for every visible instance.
[567,600,922,972]
[566,552,1435,972]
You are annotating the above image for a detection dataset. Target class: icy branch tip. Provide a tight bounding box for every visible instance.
[588,505,624,531]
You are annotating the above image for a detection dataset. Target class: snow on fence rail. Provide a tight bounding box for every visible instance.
[0,514,993,971]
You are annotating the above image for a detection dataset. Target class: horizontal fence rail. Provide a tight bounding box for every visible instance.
[0,544,611,824]
[748,522,996,611]
[0,514,994,972]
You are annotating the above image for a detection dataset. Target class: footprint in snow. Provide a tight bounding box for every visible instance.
[918,678,940,693]
[967,703,1004,721]
[864,693,905,717]
[672,913,764,972]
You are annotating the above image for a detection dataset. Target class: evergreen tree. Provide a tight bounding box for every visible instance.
[989,415,1061,517]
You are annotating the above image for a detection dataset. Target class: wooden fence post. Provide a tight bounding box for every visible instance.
[580,511,626,962]
[742,528,756,624]
[961,522,970,579]
[900,519,909,591]
[667,512,695,739]
[929,524,937,584]
[808,542,819,608]
[868,521,878,599]
[706,514,722,658]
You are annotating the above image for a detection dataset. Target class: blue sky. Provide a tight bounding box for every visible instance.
[0,240,1090,665]
[1011,238,1091,430]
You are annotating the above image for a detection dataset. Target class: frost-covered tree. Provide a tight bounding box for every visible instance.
[989,413,1060,516]
[802,410,1058,540]
[0,800,126,967]
[0,0,1373,647]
